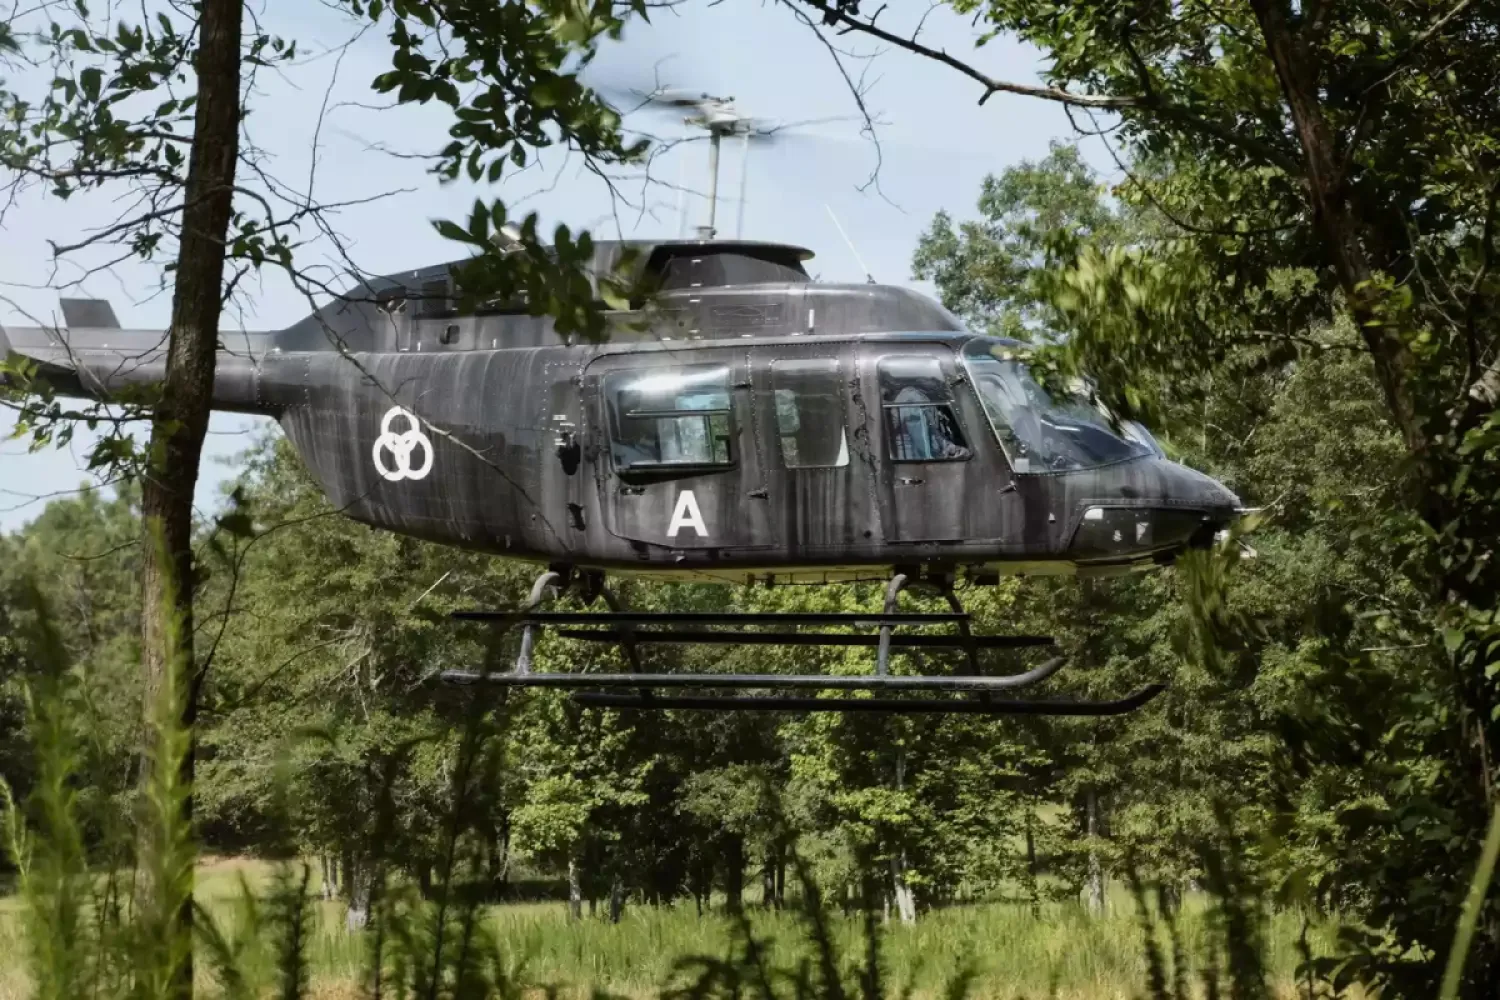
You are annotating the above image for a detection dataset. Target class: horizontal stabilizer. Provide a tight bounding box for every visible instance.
[59,298,120,329]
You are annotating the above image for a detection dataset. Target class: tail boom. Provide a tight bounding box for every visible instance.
[1,308,278,417]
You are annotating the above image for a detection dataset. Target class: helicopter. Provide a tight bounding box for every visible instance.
[0,94,1243,715]
[0,231,1244,716]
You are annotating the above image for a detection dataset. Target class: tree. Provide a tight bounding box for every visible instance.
[902,93,1464,986]
[793,3,1500,558]
[0,0,650,986]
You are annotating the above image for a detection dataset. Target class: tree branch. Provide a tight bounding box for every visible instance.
[1362,0,1476,96]
[1462,175,1500,417]
[799,0,1137,109]
[793,0,1302,175]
[777,0,895,205]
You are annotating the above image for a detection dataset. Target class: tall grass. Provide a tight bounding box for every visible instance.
[1,859,1349,1000]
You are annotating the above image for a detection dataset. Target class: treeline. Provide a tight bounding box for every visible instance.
[1,146,1419,949]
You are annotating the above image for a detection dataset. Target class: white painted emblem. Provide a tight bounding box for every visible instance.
[667,489,708,538]
[372,405,433,482]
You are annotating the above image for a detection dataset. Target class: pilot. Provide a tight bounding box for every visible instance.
[614,420,660,469]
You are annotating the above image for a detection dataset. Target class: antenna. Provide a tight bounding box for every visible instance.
[825,205,876,284]
[675,149,688,238]
[736,131,751,239]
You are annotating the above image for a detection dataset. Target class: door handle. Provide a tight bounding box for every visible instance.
[897,477,925,486]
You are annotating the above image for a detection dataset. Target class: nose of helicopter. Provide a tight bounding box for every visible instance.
[1063,457,1243,564]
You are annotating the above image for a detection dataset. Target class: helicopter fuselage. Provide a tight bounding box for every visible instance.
[0,240,1241,584]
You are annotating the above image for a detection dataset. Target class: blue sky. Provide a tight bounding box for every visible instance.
[0,0,1109,532]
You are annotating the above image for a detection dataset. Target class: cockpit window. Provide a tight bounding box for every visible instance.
[605,366,734,471]
[876,356,972,462]
[960,341,1157,473]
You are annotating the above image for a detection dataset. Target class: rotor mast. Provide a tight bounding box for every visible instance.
[679,93,759,241]
[702,128,722,240]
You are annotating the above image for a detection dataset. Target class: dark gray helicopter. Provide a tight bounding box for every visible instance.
[0,237,1243,714]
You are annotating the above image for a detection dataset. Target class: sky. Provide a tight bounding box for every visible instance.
[0,0,1110,533]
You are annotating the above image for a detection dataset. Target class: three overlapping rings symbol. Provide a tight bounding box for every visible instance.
[372,406,434,482]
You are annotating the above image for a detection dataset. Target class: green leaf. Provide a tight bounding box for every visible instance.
[431,217,475,244]
[78,67,101,102]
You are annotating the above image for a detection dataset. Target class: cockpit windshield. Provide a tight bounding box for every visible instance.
[960,340,1159,473]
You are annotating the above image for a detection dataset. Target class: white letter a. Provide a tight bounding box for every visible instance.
[667,489,708,538]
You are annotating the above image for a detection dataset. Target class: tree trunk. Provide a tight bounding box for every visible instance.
[1085,789,1105,915]
[609,873,624,924]
[692,854,710,917]
[774,845,786,910]
[1245,0,1424,458]
[762,848,777,909]
[890,747,916,923]
[891,852,917,924]
[724,834,745,914]
[346,878,371,931]
[133,0,244,994]
[320,853,338,901]
[344,854,371,931]
[568,854,583,921]
[1024,808,1040,918]
[487,818,510,900]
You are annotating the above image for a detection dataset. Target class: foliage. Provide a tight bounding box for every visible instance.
[863,0,1500,988]
[0,569,1366,1000]
[0,0,651,481]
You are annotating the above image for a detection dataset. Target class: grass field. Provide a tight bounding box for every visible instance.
[0,857,1350,1000]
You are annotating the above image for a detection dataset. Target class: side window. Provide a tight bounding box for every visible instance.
[771,359,850,469]
[605,366,734,471]
[877,356,972,462]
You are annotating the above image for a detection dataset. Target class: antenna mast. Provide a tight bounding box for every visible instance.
[825,204,876,283]
[646,90,781,240]
[675,93,764,241]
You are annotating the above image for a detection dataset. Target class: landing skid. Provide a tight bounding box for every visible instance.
[440,566,1165,716]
